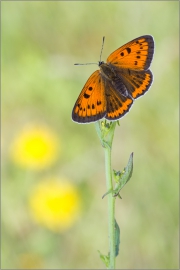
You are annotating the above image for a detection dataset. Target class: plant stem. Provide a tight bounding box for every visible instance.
[104,143,116,269]
[95,121,117,269]
[96,121,133,268]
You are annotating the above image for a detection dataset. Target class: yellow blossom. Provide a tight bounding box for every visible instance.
[29,178,81,232]
[10,124,59,170]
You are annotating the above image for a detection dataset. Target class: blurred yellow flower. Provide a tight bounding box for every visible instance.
[29,178,81,232]
[10,124,59,170]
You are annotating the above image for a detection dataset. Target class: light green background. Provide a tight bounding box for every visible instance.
[2,1,179,269]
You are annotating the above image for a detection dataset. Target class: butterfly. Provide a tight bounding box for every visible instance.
[72,35,154,123]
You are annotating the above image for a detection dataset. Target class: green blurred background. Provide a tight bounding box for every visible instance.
[2,1,179,269]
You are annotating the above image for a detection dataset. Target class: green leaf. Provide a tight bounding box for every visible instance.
[102,153,133,199]
[115,219,120,257]
[102,189,113,199]
[113,152,134,197]
[98,250,110,268]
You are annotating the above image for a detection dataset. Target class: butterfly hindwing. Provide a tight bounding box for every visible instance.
[104,80,133,120]
[107,35,154,71]
[114,69,153,99]
[72,70,106,123]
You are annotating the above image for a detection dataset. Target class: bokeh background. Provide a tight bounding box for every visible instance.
[2,1,179,269]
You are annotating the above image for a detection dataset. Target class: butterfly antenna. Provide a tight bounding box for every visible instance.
[74,37,105,66]
[74,62,97,65]
[100,36,105,62]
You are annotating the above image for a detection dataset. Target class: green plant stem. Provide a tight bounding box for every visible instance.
[95,121,117,269]
[104,142,116,269]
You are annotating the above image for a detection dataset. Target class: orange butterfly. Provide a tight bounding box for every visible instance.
[72,35,154,123]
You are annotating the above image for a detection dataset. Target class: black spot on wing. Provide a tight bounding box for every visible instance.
[84,93,90,99]
[126,47,131,54]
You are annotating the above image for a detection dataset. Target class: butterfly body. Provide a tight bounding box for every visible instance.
[99,62,132,99]
[72,35,154,123]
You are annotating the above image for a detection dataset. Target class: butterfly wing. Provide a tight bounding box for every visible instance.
[72,70,106,123]
[114,69,153,99]
[106,35,154,99]
[103,79,133,120]
[107,35,154,71]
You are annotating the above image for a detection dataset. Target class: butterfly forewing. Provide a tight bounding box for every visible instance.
[107,35,154,71]
[72,70,106,123]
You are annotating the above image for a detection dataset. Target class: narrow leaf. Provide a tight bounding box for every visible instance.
[115,219,120,256]
[102,189,113,199]
[113,152,134,196]
[98,250,110,267]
